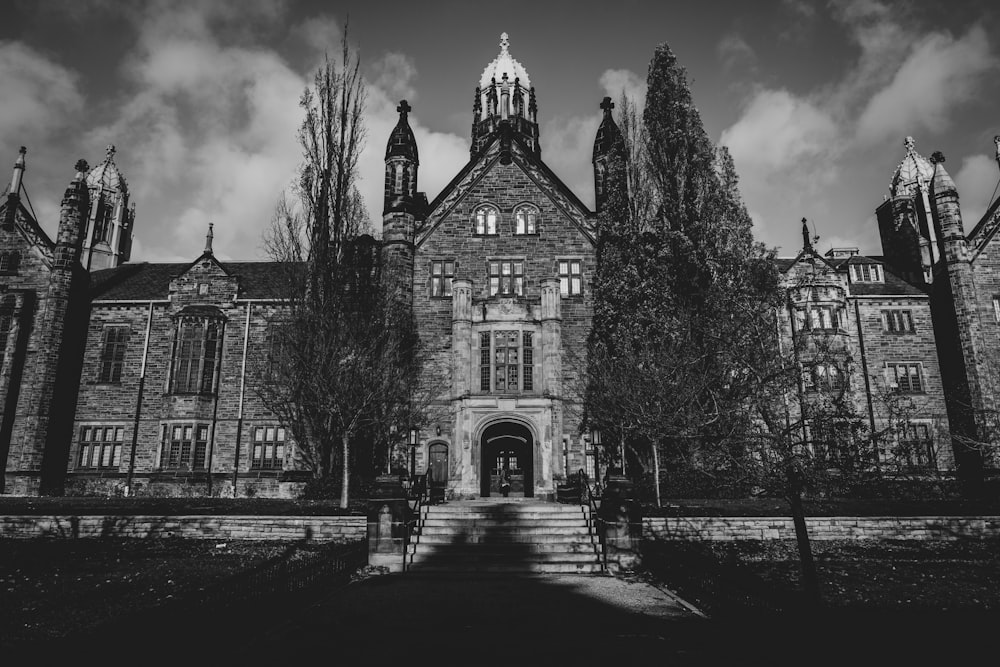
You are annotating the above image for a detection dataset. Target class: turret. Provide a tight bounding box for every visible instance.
[383,100,419,216]
[930,151,964,249]
[2,147,26,230]
[83,145,135,271]
[471,33,539,159]
[55,160,90,269]
[592,97,626,214]
[382,101,419,302]
[875,137,937,285]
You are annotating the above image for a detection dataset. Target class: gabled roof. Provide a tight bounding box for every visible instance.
[0,197,55,265]
[91,261,302,301]
[418,133,594,245]
[775,253,927,297]
[967,196,1000,260]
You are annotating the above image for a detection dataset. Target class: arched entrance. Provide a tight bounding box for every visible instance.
[427,442,448,503]
[480,421,534,498]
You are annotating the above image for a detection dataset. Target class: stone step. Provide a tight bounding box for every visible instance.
[422,510,590,520]
[419,525,591,537]
[406,561,605,574]
[414,533,594,545]
[408,541,599,554]
[420,517,589,528]
[408,551,599,564]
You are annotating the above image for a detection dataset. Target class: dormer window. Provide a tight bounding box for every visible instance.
[515,205,537,235]
[475,205,499,235]
[850,263,883,282]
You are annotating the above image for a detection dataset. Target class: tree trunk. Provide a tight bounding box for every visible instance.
[340,432,350,509]
[787,486,821,605]
[652,440,661,507]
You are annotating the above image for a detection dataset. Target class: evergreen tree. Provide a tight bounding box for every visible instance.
[587,43,780,485]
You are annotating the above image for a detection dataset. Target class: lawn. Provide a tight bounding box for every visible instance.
[639,537,1000,615]
[0,538,367,649]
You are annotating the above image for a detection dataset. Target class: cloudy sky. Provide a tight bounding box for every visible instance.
[2,0,998,262]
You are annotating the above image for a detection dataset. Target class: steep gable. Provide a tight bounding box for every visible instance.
[417,136,594,248]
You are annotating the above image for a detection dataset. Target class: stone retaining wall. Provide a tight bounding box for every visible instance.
[643,516,1000,541]
[0,515,366,541]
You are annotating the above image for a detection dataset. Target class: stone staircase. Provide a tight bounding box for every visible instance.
[405,499,604,574]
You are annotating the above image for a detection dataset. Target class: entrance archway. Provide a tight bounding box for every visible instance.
[480,421,534,498]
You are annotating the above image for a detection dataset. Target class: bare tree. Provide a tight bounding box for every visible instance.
[257,27,403,508]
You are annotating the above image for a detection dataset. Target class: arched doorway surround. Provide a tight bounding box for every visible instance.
[478,419,535,498]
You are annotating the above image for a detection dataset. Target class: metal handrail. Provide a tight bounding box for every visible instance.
[402,473,429,572]
[576,468,608,570]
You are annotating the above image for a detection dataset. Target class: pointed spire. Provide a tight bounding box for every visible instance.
[385,100,418,162]
[801,217,812,251]
[10,146,26,195]
[930,150,957,196]
[106,144,116,161]
[994,135,1000,175]
[204,221,214,255]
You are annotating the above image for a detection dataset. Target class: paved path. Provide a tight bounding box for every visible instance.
[238,571,711,664]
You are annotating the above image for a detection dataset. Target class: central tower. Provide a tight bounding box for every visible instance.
[471,33,540,159]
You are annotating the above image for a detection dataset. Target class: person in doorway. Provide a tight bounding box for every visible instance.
[500,466,511,498]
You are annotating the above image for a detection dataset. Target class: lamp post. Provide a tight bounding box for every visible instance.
[408,428,419,478]
[591,429,602,486]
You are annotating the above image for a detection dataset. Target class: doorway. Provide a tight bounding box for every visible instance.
[427,443,448,503]
[480,421,534,498]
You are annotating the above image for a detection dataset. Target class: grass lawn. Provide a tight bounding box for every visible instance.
[639,538,1000,615]
[0,538,367,648]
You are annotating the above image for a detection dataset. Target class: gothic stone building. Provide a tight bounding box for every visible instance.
[1,37,997,498]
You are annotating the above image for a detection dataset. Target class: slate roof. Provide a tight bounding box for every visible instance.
[90,261,303,301]
[775,255,927,297]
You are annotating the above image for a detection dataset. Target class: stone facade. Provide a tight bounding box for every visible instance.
[1,40,999,498]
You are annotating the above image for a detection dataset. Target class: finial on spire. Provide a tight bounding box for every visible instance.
[106,144,116,161]
[600,96,614,116]
[930,151,945,164]
[397,100,411,117]
[205,221,214,255]
[904,136,915,152]
[500,32,509,53]
[74,159,89,181]
[801,217,812,251]
[9,147,26,196]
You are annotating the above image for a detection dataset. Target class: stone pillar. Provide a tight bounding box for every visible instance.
[452,279,473,397]
[367,473,412,573]
[597,472,641,574]
[540,278,561,396]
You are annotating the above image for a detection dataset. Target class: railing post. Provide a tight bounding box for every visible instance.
[596,469,641,574]
[367,472,411,573]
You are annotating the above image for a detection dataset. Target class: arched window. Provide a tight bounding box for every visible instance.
[93,196,114,244]
[475,205,499,235]
[171,309,224,394]
[514,205,537,235]
[0,251,20,274]
[393,163,404,193]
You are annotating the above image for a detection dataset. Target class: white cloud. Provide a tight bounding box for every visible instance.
[599,69,646,111]
[955,153,1000,229]
[0,41,82,150]
[371,52,418,104]
[856,27,997,144]
[720,89,838,172]
[717,33,757,72]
